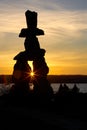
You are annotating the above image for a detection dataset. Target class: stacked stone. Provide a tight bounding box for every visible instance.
[12,10,53,98]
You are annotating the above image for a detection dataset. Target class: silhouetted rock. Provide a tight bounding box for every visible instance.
[19,10,44,37]
[12,60,32,96]
[71,84,79,94]
[33,57,49,76]
[32,55,54,101]
[14,51,29,60]
[12,10,53,101]
[63,83,69,93]
[56,83,63,95]
[24,37,40,52]
[25,10,37,28]
[19,28,44,37]
[13,60,31,83]
[14,49,46,61]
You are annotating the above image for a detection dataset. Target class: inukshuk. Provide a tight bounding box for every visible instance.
[12,10,53,98]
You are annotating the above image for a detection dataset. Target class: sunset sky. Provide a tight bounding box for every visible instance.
[0,0,87,75]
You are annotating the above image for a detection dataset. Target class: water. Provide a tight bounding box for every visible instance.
[51,83,87,94]
[0,83,13,96]
[0,83,87,96]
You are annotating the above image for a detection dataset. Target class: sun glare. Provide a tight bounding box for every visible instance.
[30,72,34,77]
[28,61,34,77]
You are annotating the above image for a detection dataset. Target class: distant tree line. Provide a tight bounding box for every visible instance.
[0,75,12,84]
[47,75,87,83]
[0,75,87,83]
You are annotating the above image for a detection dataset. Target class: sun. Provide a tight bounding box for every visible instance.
[30,71,34,77]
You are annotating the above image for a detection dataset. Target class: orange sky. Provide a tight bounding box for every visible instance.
[0,0,87,75]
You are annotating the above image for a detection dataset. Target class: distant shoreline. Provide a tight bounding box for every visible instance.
[0,75,87,83]
[47,75,87,83]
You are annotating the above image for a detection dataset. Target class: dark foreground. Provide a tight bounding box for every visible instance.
[0,92,87,130]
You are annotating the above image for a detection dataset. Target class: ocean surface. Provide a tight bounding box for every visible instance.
[0,83,87,96]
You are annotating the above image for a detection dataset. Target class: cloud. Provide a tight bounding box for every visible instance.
[0,0,87,74]
[29,0,87,11]
[0,32,24,53]
[51,0,87,10]
[0,0,87,15]
[38,10,87,51]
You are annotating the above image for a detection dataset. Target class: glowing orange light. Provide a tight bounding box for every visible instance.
[30,72,34,77]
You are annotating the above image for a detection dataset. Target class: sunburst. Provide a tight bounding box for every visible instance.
[30,71,34,77]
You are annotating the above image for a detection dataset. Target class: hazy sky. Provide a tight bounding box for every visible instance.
[0,0,87,75]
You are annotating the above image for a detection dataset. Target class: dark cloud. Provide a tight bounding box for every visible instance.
[55,0,87,10]
[0,0,87,13]
[32,0,87,11]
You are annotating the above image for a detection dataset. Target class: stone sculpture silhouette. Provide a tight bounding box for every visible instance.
[12,10,53,99]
